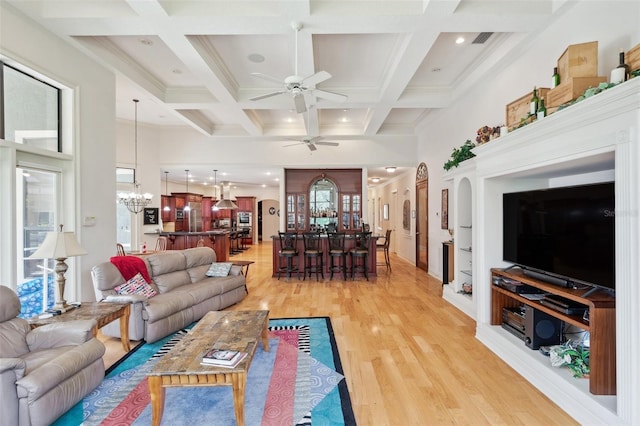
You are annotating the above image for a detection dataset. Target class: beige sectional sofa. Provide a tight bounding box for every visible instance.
[91,247,247,343]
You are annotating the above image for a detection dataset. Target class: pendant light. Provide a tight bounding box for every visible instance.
[118,99,153,213]
[163,171,170,211]
[183,169,191,211]
[212,170,219,212]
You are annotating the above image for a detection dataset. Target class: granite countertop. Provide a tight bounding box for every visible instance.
[160,230,230,236]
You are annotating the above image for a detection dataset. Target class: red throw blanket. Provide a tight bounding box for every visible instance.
[110,256,152,283]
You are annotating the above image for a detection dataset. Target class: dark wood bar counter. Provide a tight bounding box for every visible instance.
[160,231,230,262]
[271,233,379,278]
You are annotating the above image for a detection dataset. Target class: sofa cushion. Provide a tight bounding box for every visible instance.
[114,273,158,298]
[142,292,194,322]
[153,270,192,294]
[148,251,187,276]
[91,262,126,292]
[183,247,216,268]
[205,262,232,277]
[0,318,31,358]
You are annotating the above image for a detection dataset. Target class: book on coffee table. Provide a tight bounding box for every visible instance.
[201,348,247,367]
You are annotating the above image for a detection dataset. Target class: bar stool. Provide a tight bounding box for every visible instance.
[350,231,372,281]
[155,236,168,251]
[302,232,324,281]
[277,232,300,281]
[327,232,347,280]
[376,229,392,272]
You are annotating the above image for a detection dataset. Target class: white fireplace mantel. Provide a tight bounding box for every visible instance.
[455,78,639,424]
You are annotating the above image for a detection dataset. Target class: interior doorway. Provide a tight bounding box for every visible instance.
[415,163,428,272]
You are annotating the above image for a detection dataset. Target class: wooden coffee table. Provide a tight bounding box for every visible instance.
[147,310,270,426]
[29,302,131,352]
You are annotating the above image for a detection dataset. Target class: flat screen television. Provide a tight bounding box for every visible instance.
[502,182,615,292]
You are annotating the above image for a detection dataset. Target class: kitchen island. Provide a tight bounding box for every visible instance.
[160,230,231,261]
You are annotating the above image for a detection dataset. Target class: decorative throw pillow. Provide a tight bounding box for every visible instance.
[114,272,158,298]
[206,262,233,277]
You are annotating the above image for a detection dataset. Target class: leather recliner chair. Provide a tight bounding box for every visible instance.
[0,285,105,426]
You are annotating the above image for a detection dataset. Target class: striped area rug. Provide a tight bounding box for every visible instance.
[54,317,355,425]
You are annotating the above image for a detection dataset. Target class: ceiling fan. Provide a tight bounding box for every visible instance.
[284,135,340,151]
[249,22,347,113]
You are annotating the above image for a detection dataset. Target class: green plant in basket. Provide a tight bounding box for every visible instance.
[443,140,476,171]
[549,342,590,378]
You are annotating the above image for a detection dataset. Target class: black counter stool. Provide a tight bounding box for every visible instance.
[302,232,324,281]
[277,232,300,281]
[327,232,347,280]
[229,230,239,255]
[350,231,372,280]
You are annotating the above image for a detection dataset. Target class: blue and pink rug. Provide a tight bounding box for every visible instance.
[55,317,355,425]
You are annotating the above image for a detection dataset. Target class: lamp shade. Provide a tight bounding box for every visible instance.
[30,231,87,259]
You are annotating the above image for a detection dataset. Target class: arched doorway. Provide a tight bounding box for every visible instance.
[415,163,428,271]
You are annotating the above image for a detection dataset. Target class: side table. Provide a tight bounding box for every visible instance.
[232,260,255,293]
[29,302,131,352]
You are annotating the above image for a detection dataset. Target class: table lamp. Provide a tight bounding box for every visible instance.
[29,224,87,310]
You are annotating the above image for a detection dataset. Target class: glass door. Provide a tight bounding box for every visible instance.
[16,167,58,317]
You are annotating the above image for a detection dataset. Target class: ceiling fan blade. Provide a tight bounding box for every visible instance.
[307,143,318,151]
[250,72,284,85]
[293,93,307,113]
[315,141,339,147]
[283,142,304,147]
[301,70,332,87]
[313,89,348,103]
[249,90,287,101]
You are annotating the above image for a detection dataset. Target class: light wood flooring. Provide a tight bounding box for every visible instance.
[99,241,577,425]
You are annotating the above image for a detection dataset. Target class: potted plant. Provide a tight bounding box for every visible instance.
[549,341,590,378]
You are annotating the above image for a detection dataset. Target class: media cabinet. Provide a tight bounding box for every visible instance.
[490,268,615,395]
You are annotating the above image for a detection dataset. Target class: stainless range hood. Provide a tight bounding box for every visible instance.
[215,182,238,210]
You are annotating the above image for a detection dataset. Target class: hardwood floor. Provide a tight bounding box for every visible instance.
[99,241,577,425]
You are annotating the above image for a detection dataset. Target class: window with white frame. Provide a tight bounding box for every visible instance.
[2,63,60,151]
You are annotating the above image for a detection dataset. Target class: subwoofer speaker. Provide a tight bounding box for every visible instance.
[524,305,563,349]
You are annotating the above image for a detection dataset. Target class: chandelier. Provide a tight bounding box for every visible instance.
[118,99,153,213]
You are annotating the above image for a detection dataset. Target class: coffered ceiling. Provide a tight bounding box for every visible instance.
[7,0,570,187]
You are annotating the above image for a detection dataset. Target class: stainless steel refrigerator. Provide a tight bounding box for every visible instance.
[188,202,202,232]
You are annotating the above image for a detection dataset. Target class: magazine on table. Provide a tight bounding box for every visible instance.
[201,348,247,367]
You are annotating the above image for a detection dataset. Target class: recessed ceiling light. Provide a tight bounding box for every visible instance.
[385,166,396,173]
[248,53,265,63]
[261,184,266,188]
[139,38,153,46]
[371,177,380,183]
[455,36,465,44]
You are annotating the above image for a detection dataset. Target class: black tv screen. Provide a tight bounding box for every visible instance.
[503,182,615,290]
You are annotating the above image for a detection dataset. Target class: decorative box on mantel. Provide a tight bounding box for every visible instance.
[627,42,640,73]
[505,88,550,129]
[557,41,599,83]
[546,76,607,107]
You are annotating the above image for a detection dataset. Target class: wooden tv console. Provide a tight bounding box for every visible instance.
[490,268,616,395]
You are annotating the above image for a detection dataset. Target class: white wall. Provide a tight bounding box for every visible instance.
[1,4,116,301]
[417,0,640,281]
